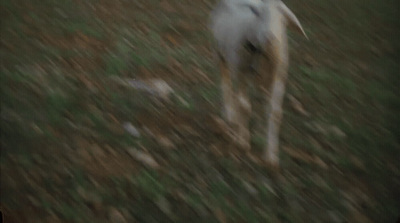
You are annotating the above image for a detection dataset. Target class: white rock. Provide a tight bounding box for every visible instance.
[122,122,141,137]
[147,79,174,100]
[127,148,160,169]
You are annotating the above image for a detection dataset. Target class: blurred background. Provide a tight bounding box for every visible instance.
[1,0,399,222]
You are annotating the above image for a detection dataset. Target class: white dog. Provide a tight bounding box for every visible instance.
[210,0,307,168]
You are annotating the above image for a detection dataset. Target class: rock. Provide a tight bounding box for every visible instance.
[147,79,174,100]
[127,148,160,169]
[122,122,141,137]
[112,77,174,100]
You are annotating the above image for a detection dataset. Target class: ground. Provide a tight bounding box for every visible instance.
[1,0,399,222]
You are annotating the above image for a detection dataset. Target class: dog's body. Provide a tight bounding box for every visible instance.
[210,0,307,168]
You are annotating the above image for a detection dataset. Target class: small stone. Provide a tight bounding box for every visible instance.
[147,79,174,100]
[127,148,160,169]
[122,122,141,137]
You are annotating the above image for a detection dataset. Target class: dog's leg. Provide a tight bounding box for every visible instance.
[264,64,287,168]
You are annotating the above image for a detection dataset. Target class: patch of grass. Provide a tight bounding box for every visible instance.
[134,170,167,199]
[64,22,104,38]
[172,91,196,111]
[104,53,130,76]
[363,79,397,103]
[298,66,358,97]
[251,134,266,150]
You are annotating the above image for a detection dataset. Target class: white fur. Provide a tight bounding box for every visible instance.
[210,0,307,167]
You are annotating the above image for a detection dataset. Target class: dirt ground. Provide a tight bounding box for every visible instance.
[1,0,399,222]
